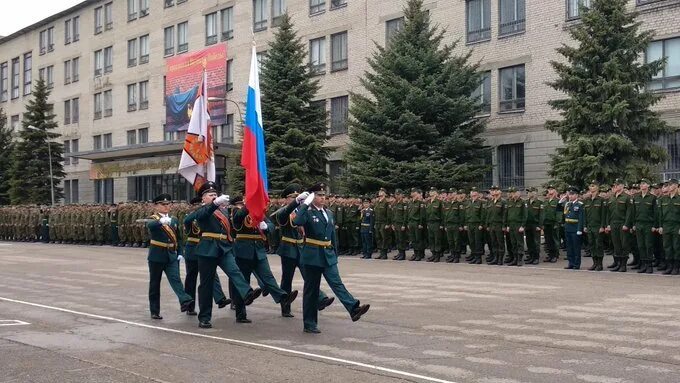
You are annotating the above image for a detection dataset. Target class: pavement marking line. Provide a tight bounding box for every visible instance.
[0,319,30,326]
[0,296,457,383]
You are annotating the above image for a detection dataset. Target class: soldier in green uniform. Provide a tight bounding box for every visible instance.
[505,187,527,266]
[391,189,409,260]
[632,179,657,273]
[347,197,362,255]
[543,184,561,262]
[524,188,544,265]
[464,187,485,264]
[658,179,680,275]
[485,186,506,265]
[425,188,444,262]
[145,193,194,320]
[373,188,390,259]
[444,188,463,263]
[606,179,633,272]
[583,181,606,271]
[651,183,667,271]
[408,188,427,261]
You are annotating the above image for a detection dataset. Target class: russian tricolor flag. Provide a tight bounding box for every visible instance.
[241,45,269,223]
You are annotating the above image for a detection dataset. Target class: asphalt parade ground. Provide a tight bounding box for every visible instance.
[1,242,680,383]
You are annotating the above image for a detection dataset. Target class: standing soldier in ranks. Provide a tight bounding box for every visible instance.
[651,183,666,271]
[47,207,57,243]
[408,188,427,261]
[108,204,119,246]
[335,196,348,255]
[444,188,464,263]
[485,186,506,265]
[563,187,585,270]
[632,179,657,273]
[524,187,544,265]
[95,206,107,245]
[456,190,469,257]
[183,196,230,316]
[346,197,361,256]
[505,187,527,266]
[292,184,370,334]
[231,196,299,323]
[117,203,128,246]
[192,181,263,329]
[606,179,633,272]
[627,184,642,270]
[543,184,562,262]
[273,184,334,318]
[425,188,444,262]
[145,193,195,320]
[658,179,680,275]
[373,188,390,259]
[40,207,49,243]
[464,187,485,264]
[583,181,606,271]
[360,197,375,259]
[391,189,409,261]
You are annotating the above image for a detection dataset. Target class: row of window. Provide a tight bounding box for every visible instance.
[309,32,348,74]
[465,0,525,44]
[126,128,149,146]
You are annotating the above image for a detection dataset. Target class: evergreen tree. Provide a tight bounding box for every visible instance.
[260,13,328,191]
[226,142,245,196]
[8,78,65,204]
[547,0,670,188]
[345,0,489,192]
[0,108,13,205]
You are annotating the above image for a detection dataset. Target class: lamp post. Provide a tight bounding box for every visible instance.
[207,97,244,126]
[26,125,55,206]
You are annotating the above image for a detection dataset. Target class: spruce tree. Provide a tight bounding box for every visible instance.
[345,0,489,192]
[0,108,13,205]
[260,13,328,191]
[8,78,65,204]
[547,0,670,188]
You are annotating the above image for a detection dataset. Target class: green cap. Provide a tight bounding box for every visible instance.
[639,178,651,185]
[613,178,625,185]
[489,185,500,190]
[589,180,600,186]
[507,186,518,193]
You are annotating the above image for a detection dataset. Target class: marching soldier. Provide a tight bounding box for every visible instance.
[632,179,657,273]
[583,181,606,271]
[563,187,585,270]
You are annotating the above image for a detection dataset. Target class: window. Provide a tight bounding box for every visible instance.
[385,18,404,45]
[11,58,19,99]
[10,115,20,131]
[104,46,113,73]
[127,83,137,111]
[73,16,80,41]
[499,0,525,36]
[94,92,102,119]
[499,64,525,112]
[331,0,347,8]
[128,174,199,202]
[39,30,47,54]
[138,128,149,144]
[72,98,79,123]
[164,26,174,56]
[472,71,491,115]
[95,179,114,204]
[329,160,345,191]
[309,37,326,74]
[104,2,113,30]
[63,140,71,165]
[254,0,268,31]
[104,133,112,148]
[93,135,102,150]
[646,37,680,91]
[272,0,286,26]
[71,180,79,203]
[330,95,348,134]
[64,180,71,203]
[139,80,148,109]
[310,0,325,14]
[64,60,72,84]
[94,49,103,76]
[177,21,188,53]
[226,59,233,91]
[103,90,112,117]
[128,39,138,67]
[71,139,79,164]
[72,57,79,82]
[165,0,174,7]
[64,100,71,124]
[45,65,54,89]
[23,53,31,96]
[139,35,149,64]
[221,7,234,40]
[94,6,103,34]
[65,19,72,44]
[498,143,524,188]
[567,0,590,19]
[206,13,218,45]
[331,32,348,71]
[221,114,234,143]
[467,0,491,43]
[140,0,149,15]
[47,27,54,51]
[128,0,138,21]
[127,130,137,145]
[0,63,7,102]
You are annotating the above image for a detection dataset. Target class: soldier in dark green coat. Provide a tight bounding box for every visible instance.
[408,188,427,261]
[658,179,680,275]
[373,188,390,259]
[425,188,444,262]
[391,189,409,260]
[485,186,506,265]
[525,187,544,265]
[444,188,464,263]
[632,179,657,273]
[505,187,527,266]
[606,179,633,272]
[464,188,485,264]
[583,181,606,271]
[543,185,562,262]
[145,193,194,320]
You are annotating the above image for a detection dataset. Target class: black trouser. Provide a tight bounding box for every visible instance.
[148,260,191,316]
[185,259,226,312]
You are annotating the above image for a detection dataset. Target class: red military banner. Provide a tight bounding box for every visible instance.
[164,44,227,133]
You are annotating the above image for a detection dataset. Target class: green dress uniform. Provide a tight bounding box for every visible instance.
[658,188,680,275]
[525,197,544,264]
[348,201,362,255]
[632,190,657,273]
[391,195,409,260]
[464,197,485,264]
[374,197,390,259]
[543,197,562,262]
[607,188,633,272]
[485,197,506,265]
[426,196,444,262]
[408,195,427,261]
[444,197,464,263]
[505,196,527,266]
[583,194,606,270]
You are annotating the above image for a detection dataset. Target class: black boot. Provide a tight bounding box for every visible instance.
[281,303,294,318]
[433,253,441,263]
[588,259,598,271]
[473,254,482,264]
[509,256,518,266]
[595,258,603,271]
[617,258,627,272]
[529,255,539,265]
[646,262,654,274]
[664,260,675,275]
[657,260,667,271]
[409,253,419,261]
[628,255,639,267]
[453,254,460,263]
[637,261,647,273]
[607,258,619,269]
[426,253,435,262]
[673,260,680,275]
[445,254,455,263]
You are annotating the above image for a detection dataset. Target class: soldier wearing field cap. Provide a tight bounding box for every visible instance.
[606,179,633,272]
[632,179,657,273]
[583,180,606,271]
[658,179,680,275]
[525,187,544,265]
[408,188,427,261]
[485,185,505,265]
[391,189,409,260]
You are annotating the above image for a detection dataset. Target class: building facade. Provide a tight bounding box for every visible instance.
[1,0,679,203]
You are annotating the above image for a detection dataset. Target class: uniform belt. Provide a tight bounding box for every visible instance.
[186,237,200,244]
[361,223,371,226]
[305,238,332,248]
[202,232,232,241]
[565,218,579,223]
[281,236,304,244]
[236,234,265,241]
[150,239,176,249]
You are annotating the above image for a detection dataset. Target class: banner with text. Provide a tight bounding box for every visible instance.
[164,44,227,133]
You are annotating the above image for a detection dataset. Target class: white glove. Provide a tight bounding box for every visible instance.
[576,231,582,236]
[177,255,184,263]
[303,192,315,205]
[258,221,268,230]
[214,194,230,206]
[296,192,310,203]
[159,216,172,225]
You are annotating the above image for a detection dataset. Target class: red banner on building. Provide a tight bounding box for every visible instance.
[164,45,227,133]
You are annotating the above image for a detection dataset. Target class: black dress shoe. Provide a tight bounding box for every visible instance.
[244,288,262,306]
[281,305,295,318]
[262,289,269,297]
[217,298,232,309]
[180,299,194,312]
[150,314,163,320]
[282,290,299,306]
[186,310,198,316]
[351,304,370,322]
[199,321,212,328]
[236,317,252,323]
[304,327,321,334]
[318,296,335,311]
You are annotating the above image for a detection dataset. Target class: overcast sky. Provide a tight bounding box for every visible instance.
[0,0,83,36]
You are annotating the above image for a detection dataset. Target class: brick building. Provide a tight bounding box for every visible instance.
[0,0,679,203]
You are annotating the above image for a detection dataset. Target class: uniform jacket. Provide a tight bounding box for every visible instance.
[193,203,234,258]
[233,206,272,261]
[146,214,181,263]
[292,203,338,268]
